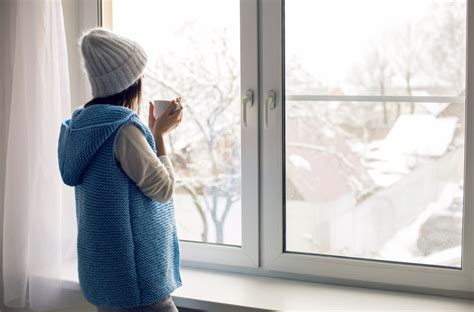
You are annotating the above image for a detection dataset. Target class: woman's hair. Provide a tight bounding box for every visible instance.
[84,77,142,112]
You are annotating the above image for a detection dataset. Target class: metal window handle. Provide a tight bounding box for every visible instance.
[242,89,254,127]
[265,90,276,128]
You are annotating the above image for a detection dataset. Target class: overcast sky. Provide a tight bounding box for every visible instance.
[111,0,464,94]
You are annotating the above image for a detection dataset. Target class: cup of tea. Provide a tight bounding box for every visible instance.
[153,99,179,119]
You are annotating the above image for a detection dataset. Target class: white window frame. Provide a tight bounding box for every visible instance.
[74,0,474,298]
[175,0,260,268]
[261,0,474,296]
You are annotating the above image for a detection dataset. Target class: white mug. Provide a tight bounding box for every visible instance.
[153,99,179,119]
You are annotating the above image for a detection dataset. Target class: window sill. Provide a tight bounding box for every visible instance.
[61,262,473,311]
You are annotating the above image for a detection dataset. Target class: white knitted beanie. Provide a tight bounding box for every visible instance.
[79,28,147,98]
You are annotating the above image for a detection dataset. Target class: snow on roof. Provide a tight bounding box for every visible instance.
[365,114,459,187]
[377,114,458,158]
[289,154,312,171]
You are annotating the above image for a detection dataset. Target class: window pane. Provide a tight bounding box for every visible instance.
[285,0,466,97]
[285,0,466,267]
[107,0,241,245]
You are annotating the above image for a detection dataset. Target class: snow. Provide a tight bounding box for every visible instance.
[380,114,458,158]
[289,154,312,171]
[366,114,458,187]
[417,246,461,267]
[366,170,406,188]
[378,183,461,266]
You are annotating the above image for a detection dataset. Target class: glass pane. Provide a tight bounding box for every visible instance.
[285,0,466,97]
[285,0,466,267]
[107,0,241,245]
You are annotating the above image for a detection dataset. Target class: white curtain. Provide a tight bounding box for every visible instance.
[2,0,80,309]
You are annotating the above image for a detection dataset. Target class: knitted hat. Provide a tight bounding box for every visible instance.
[79,28,147,98]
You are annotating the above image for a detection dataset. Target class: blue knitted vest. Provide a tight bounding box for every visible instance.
[57,104,182,308]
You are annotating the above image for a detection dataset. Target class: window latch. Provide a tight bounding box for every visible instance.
[265,90,277,128]
[242,89,254,127]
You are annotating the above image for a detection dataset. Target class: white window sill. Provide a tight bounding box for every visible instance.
[61,262,474,311]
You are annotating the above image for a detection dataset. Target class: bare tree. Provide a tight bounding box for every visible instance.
[143,22,241,244]
[393,24,425,114]
[426,1,466,96]
[350,42,395,125]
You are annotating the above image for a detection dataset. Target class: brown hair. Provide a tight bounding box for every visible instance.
[84,77,142,113]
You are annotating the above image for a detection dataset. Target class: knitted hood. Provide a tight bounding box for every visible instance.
[57,104,135,186]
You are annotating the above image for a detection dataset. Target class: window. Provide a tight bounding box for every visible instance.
[105,0,243,246]
[284,0,466,268]
[261,0,473,294]
[102,0,258,267]
[97,0,474,296]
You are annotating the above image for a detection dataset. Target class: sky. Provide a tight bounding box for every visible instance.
[112,0,240,62]
[110,0,465,94]
[285,0,434,85]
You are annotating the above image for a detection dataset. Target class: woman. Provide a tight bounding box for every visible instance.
[57,28,183,311]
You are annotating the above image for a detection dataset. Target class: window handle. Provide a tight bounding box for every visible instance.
[242,89,254,127]
[265,90,276,128]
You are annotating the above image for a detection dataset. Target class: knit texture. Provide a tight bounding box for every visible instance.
[57,104,182,309]
[80,28,147,98]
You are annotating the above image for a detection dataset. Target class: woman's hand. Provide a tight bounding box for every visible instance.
[148,97,183,156]
[148,97,183,137]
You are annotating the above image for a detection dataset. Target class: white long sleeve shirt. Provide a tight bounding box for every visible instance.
[114,124,175,203]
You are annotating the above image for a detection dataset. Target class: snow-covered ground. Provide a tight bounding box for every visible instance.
[379,182,462,267]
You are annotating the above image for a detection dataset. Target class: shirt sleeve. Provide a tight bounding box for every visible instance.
[115,124,175,203]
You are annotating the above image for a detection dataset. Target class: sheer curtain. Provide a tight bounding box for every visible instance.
[2,0,80,309]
